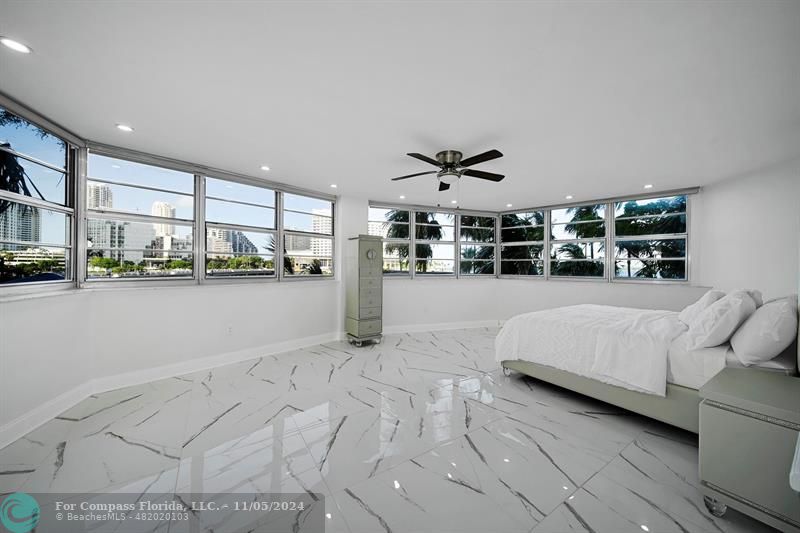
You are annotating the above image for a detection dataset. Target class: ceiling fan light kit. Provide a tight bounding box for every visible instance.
[391,148,505,193]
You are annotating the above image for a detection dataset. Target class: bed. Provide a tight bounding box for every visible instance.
[497,304,798,433]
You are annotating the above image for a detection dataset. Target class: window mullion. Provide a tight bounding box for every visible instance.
[277,191,284,281]
[195,174,206,284]
[455,215,461,278]
[544,209,551,279]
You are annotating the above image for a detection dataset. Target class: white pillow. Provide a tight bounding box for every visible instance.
[736,288,764,308]
[731,295,798,365]
[678,290,726,326]
[686,290,758,349]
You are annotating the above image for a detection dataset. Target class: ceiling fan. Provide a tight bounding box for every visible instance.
[391,149,504,191]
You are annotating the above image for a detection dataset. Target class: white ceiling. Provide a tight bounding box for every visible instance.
[1,1,799,210]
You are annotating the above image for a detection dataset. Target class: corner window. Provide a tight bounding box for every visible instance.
[613,195,687,280]
[368,207,410,274]
[86,153,195,279]
[1,106,73,285]
[500,211,545,276]
[550,204,606,277]
[282,193,333,276]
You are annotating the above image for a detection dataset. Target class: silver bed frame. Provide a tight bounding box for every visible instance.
[501,360,701,433]
[501,339,799,434]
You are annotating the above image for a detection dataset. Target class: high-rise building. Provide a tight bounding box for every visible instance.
[87,181,113,209]
[310,209,333,258]
[151,201,176,237]
[231,231,258,254]
[206,227,233,255]
[0,203,41,243]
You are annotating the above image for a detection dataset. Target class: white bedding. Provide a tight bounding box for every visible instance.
[666,334,729,389]
[495,304,687,396]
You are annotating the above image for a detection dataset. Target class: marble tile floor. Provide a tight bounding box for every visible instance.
[0,328,775,533]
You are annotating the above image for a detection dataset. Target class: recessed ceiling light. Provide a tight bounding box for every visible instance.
[330,184,337,188]
[115,124,134,132]
[325,513,332,519]
[0,37,32,54]
[565,195,574,200]
[260,165,270,172]
[399,195,405,199]
[506,203,513,208]
[643,184,653,189]
[111,164,121,169]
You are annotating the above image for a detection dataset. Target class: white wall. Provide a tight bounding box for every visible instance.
[692,158,800,300]
[0,282,340,436]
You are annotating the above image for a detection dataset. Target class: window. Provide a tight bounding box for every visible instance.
[1,106,73,285]
[414,211,455,274]
[550,203,606,277]
[499,211,545,276]
[460,215,495,275]
[368,207,409,274]
[205,177,276,278]
[282,193,333,276]
[86,153,195,279]
[613,195,687,280]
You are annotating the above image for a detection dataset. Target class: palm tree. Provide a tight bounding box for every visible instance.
[383,210,445,273]
[263,235,293,274]
[1,109,57,214]
[306,259,323,275]
[614,197,686,278]
[499,212,545,275]
[548,205,605,276]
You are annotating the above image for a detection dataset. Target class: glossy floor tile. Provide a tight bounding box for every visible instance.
[0,328,774,532]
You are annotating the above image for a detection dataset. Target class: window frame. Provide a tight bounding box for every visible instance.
[368,203,498,279]
[548,203,608,280]
[499,193,693,284]
[368,206,411,276]
[79,141,337,287]
[202,175,278,281]
[458,213,497,276]
[610,194,690,283]
[0,94,82,295]
[280,191,335,280]
[84,148,198,284]
[498,210,546,278]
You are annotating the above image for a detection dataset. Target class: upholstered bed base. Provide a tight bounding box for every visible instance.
[501,359,701,433]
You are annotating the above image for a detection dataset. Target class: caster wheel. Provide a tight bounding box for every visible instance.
[355,341,363,348]
[703,496,727,517]
[502,366,513,377]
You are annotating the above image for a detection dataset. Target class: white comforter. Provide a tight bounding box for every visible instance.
[495,304,688,396]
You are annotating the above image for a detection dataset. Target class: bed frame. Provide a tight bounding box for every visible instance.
[502,339,799,434]
[501,359,703,433]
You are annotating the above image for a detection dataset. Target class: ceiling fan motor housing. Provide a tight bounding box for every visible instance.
[436,150,463,166]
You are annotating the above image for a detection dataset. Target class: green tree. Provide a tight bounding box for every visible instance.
[383,210,446,273]
[306,259,323,275]
[614,197,686,279]
[499,212,545,275]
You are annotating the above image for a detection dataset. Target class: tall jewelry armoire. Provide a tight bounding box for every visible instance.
[345,234,383,346]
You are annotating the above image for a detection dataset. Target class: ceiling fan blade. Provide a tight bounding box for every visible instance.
[460,149,503,167]
[407,152,441,166]
[391,170,437,181]
[438,181,450,192]
[462,169,505,182]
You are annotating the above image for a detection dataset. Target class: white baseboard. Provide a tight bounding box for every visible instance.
[0,332,339,450]
[382,319,503,335]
